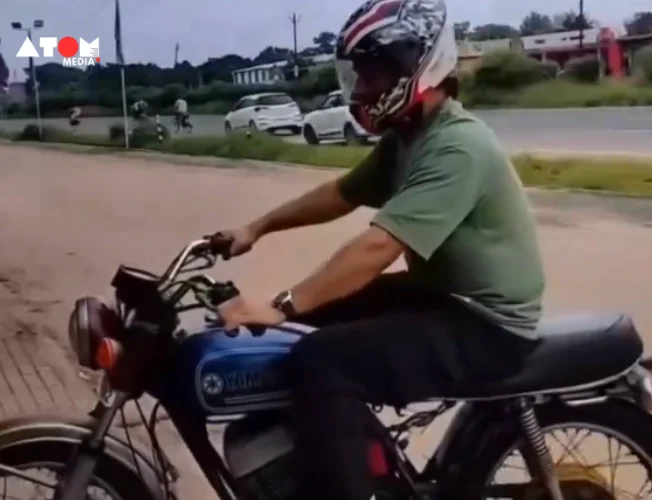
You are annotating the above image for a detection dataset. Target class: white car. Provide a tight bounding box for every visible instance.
[302,90,374,146]
[224,93,303,135]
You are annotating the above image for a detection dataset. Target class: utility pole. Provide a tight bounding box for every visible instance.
[174,42,180,67]
[289,13,301,79]
[578,0,585,49]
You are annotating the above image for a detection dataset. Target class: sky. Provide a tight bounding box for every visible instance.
[1,0,651,80]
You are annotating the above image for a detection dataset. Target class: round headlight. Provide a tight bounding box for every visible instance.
[68,296,120,370]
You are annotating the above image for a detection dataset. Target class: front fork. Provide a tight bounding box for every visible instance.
[52,391,129,500]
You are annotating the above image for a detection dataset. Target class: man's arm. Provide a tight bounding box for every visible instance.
[248,135,393,239]
[290,225,404,314]
[249,178,357,238]
[286,142,481,316]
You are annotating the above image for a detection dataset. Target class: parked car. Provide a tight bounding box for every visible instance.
[224,93,303,135]
[302,90,374,146]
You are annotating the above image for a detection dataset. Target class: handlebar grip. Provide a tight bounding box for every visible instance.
[204,232,234,259]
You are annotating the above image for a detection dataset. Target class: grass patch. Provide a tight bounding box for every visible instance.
[7,124,652,196]
[508,80,652,108]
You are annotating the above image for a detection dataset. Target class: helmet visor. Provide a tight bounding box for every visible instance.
[336,39,422,106]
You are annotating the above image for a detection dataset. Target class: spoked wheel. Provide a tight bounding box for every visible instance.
[0,440,158,500]
[472,403,652,499]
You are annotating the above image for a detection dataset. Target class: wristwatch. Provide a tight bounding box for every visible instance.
[271,290,297,318]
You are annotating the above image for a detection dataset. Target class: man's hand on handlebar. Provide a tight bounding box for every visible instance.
[208,225,259,260]
[218,295,285,335]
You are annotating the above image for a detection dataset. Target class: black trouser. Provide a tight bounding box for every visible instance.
[286,272,538,500]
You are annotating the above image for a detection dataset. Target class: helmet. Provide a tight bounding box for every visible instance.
[335,0,458,134]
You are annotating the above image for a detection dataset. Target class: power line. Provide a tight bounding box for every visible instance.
[289,12,301,78]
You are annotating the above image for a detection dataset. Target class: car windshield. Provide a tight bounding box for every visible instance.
[257,94,293,106]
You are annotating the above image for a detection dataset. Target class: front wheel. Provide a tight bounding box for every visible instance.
[469,401,652,499]
[0,440,159,500]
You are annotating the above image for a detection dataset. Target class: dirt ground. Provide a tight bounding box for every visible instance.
[2,143,652,497]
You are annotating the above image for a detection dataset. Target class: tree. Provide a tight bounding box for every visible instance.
[520,11,554,36]
[625,12,652,36]
[454,21,471,40]
[469,24,520,41]
[253,46,293,65]
[553,10,593,31]
[312,31,337,54]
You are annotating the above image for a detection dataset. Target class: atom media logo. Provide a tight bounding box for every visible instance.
[16,36,100,67]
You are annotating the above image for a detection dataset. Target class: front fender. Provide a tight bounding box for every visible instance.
[422,402,514,482]
[0,413,167,500]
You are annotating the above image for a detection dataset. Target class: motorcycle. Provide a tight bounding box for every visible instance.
[0,237,651,500]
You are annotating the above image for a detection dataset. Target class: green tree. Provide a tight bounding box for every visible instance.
[520,11,554,36]
[313,32,337,54]
[469,24,520,41]
[625,12,652,36]
[553,10,593,31]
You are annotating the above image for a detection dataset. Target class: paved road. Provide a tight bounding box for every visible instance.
[1,145,652,497]
[1,106,651,155]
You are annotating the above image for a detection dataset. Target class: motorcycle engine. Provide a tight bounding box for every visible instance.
[223,413,301,500]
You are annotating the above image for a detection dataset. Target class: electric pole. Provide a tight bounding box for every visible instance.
[174,42,180,67]
[578,0,585,49]
[289,13,301,79]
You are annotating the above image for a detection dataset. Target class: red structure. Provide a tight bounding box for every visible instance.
[597,27,623,78]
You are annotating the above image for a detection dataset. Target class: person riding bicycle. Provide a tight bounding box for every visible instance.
[131,99,148,121]
[210,0,545,499]
[69,105,82,132]
[174,97,192,132]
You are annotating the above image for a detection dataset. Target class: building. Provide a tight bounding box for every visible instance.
[231,61,286,85]
[454,26,652,78]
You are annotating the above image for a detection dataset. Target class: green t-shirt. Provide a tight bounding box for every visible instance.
[339,99,545,339]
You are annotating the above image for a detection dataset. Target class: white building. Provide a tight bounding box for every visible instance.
[231,61,286,85]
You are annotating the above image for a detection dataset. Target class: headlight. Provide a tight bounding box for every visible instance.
[68,296,121,370]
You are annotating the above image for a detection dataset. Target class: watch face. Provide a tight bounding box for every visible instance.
[273,291,294,316]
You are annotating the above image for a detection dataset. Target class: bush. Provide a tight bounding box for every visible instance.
[563,56,600,83]
[109,122,126,141]
[473,50,552,90]
[539,60,561,80]
[108,121,170,147]
[633,45,652,84]
[14,124,108,146]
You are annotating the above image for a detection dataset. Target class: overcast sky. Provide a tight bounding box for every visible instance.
[2,0,650,79]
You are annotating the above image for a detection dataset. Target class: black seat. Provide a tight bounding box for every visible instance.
[454,312,643,400]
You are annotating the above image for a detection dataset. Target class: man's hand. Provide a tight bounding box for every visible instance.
[211,224,260,258]
[217,295,285,331]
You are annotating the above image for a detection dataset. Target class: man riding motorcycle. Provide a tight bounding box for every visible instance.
[211,0,545,499]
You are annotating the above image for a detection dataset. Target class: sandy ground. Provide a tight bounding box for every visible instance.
[2,144,652,497]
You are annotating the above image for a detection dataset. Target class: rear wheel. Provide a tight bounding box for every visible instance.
[468,402,652,499]
[224,121,232,135]
[0,440,159,500]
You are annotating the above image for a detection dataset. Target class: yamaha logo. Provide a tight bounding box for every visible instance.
[201,373,224,396]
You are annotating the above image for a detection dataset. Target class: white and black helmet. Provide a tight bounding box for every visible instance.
[335,0,458,133]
